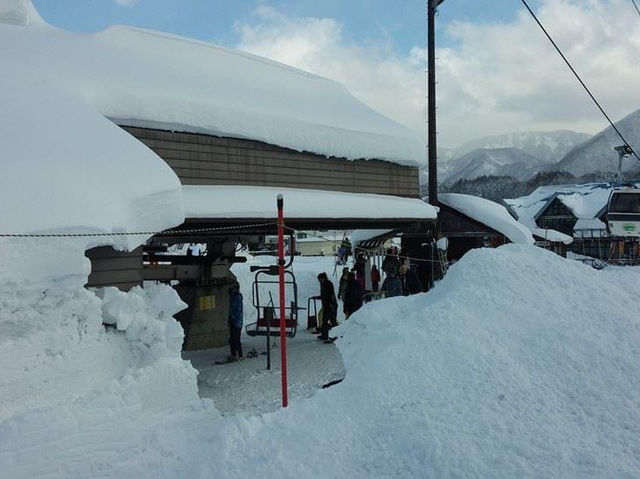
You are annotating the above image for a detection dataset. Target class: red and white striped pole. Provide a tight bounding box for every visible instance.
[277,194,289,407]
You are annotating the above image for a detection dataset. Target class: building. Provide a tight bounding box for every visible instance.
[0,7,438,350]
[505,183,640,263]
[438,193,534,262]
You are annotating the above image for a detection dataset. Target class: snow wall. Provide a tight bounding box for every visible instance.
[2,244,639,477]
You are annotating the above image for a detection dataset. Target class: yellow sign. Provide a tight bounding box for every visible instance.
[199,295,216,311]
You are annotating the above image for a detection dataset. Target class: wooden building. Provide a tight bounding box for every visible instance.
[437,203,509,261]
[507,185,640,263]
[85,125,432,350]
[70,23,436,351]
[437,193,533,262]
[122,127,419,198]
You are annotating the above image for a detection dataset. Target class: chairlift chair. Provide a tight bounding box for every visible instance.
[245,267,300,338]
[606,188,640,237]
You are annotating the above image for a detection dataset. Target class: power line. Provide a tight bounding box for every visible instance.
[0,222,277,238]
[520,0,640,164]
[632,0,640,18]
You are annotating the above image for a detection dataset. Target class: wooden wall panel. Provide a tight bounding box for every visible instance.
[121,126,420,197]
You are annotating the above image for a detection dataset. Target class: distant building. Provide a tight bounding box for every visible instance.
[505,183,640,264]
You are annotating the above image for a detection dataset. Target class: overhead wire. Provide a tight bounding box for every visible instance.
[520,0,640,164]
[0,221,277,238]
[632,0,640,18]
[283,225,446,265]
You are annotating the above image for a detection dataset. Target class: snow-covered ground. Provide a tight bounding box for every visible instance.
[185,255,347,416]
[2,245,640,477]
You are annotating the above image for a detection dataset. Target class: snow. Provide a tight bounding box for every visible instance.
[439,193,534,244]
[2,2,640,477]
[186,255,347,415]
[350,229,394,245]
[0,0,44,26]
[0,2,423,166]
[573,218,607,238]
[505,183,640,231]
[0,2,185,285]
[531,228,574,245]
[183,185,438,220]
[0,0,424,285]
[3,246,640,477]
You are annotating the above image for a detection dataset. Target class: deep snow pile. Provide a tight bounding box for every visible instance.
[2,245,639,478]
[0,283,217,477]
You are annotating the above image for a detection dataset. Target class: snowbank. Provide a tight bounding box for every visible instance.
[3,246,640,477]
[440,193,534,244]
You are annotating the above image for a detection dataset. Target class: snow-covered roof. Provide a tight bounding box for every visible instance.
[0,0,425,281]
[0,1,422,166]
[182,186,437,221]
[350,229,394,246]
[574,218,606,231]
[0,2,186,258]
[504,183,632,229]
[439,193,534,245]
[531,228,574,245]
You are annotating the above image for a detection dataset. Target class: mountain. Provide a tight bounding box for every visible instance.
[453,130,590,163]
[551,109,640,178]
[444,147,547,185]
[438,130,590,184]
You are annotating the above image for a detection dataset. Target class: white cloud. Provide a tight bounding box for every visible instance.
[235,1,640,148]
[114,0,140,6]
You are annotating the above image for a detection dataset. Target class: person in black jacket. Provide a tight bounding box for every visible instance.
[400,264,423,295]
[317,272,338,341]
[343,272,363,319]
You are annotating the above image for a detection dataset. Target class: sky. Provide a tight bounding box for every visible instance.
[30,0,640,148]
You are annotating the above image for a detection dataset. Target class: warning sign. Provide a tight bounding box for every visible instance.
[199,295,216,311]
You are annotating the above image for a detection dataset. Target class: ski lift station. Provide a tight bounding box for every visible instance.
[0,7,438,350]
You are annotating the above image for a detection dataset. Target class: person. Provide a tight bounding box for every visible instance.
[317,272,338,341]
[338,267,349,300]
[381,272,402,298]
[382,248,399,277]
[228,284,243,361]
[343,272,363,319]
[340,237,352,263]
[371,264,381,292]
[354,254,366,291]
[405,264,422,295]
[336,244,345,265]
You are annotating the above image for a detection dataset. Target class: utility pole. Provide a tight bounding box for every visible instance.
[427,0,444,206]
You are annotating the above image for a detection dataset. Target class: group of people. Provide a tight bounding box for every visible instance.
[380,248,422,298]
[226,249,426,358]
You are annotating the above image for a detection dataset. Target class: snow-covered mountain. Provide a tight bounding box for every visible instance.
[444,147,547,185]
[439,130,589,184]
[454,130,591,163]
[551,109,640,178]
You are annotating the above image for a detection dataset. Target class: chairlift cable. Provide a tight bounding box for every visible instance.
[520,0,640,164]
